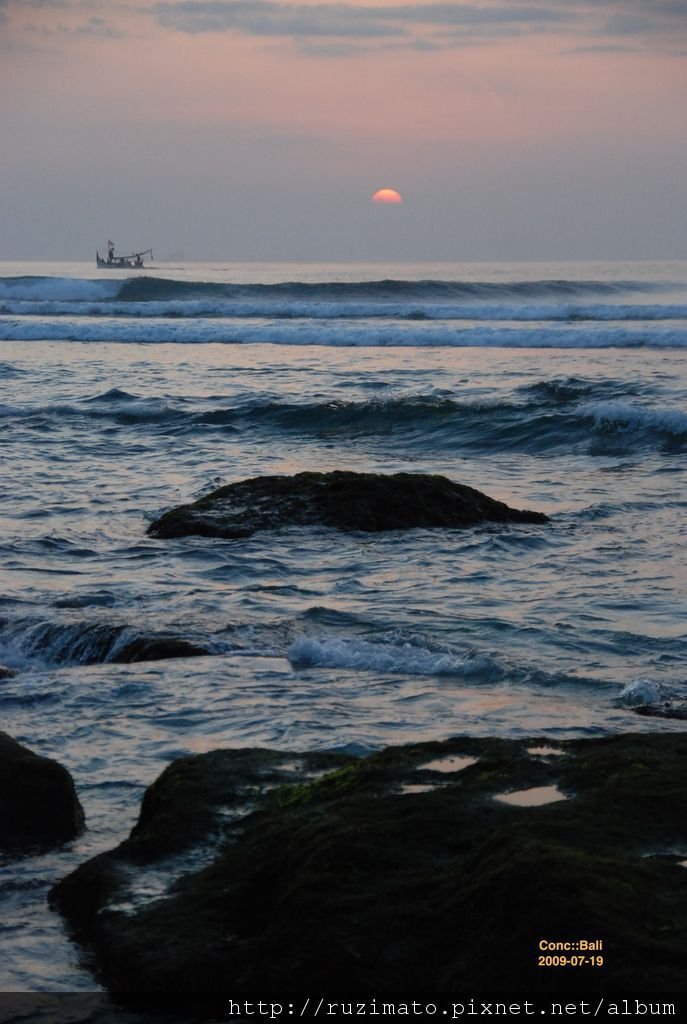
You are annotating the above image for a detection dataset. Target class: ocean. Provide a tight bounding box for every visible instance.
[0,259,686,993]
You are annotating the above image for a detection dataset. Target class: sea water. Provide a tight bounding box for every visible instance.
[0,260,686,991]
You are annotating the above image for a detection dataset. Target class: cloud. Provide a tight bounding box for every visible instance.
[153,1,573,42]
[2,0,129,38]
[596,8,686,39]
[547,0,687,40]
[150,0,687,55]
[7,0,686,54]
[74,14,124,35]
[154,1,401,37]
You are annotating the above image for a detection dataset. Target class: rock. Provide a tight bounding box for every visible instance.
[147,471,548,540]
[0,732,85,851]
[634,701,687,721]
[111,635,210,664]
[0,621,210,668]
[0,665,17,679]
[51,734,687,993]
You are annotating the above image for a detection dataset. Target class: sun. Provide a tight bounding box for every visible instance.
[372,188,403,204]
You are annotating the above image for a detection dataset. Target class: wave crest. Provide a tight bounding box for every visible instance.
[288,635,503,679]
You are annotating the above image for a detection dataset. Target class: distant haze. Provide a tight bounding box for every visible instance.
[1,0,686,261]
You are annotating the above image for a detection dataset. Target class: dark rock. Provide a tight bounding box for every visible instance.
[51,734,687,993]
[0,665,17,679]
[0,732,85,851]
[635,702,687,721]
[147,471,548,540]
[2,620,210,667]
[111,635,210,664]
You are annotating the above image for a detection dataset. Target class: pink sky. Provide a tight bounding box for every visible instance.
[1,0,686,259]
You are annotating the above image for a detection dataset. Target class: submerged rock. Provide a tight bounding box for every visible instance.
[51,734,687,993]
[0,732,84,851]
[1,620,211,668]
[635,702,687,721]
[111,635,210,664]
[0,664,17,679]
[147,470,548,540]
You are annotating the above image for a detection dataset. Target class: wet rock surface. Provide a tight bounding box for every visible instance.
[51,733,687,993]
[0,619,212,667]
[110,634,210,664]
[147,471,548,540]
[0,665,17,679]
[634,701,687,721]
[0,732,85,851]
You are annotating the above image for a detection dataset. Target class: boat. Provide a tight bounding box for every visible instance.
[96,241,153,269]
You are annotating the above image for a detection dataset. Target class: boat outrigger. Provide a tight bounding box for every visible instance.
[96,241,153,269]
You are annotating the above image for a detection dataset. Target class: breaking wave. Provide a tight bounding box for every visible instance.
[2,317,686,347]
[2,386,684,452]
[2,275,660,303]
[288,634,503,678]
[578,400,687,438]
[0,617,214,668]
[0,276,120,302]
[3,273,685,347]
[4,300,686,323]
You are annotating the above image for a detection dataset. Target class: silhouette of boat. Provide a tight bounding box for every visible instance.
[96,241,153,269]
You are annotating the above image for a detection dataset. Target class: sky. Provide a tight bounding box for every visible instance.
[1,0,686,261]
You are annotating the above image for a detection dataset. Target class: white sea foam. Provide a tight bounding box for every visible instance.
[2,317,686,348]
[3,299,687,322]
[579,400,687,435]
[288,635,500,677]
[617,679,664,706]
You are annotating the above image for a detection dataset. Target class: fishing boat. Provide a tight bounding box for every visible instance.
[96,241,153,269]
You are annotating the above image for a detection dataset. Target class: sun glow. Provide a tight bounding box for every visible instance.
[372,188,403,204]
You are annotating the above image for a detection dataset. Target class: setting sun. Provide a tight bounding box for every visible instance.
[372,188,403,204]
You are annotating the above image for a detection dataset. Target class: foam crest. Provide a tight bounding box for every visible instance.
[2,318,686,348]
[580,400,687,436]
[288,635,501,678]
[3,299,686,323]
[617,679,664,706]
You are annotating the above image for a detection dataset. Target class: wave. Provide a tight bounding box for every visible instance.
[121,276,670,302]
[0,274,673,305]
[2,317,686,348]
[3,298,687,323]
[2,389,683,453]
[518,377,632,404]
[0,361,25,378]
[0,276,120,302]
[0,617,213,668]
[288,634,504,679]
[578,400,687,438]
[286,633,611,692]
[616,679,665,706]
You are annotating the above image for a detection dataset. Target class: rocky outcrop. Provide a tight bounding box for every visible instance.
[0,732,84,851]
[147,471,548,540]
[51,734,687,993]
[0,665,17,679]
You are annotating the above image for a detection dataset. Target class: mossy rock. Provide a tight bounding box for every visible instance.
[147,471,548,540]
[51,734,687,993]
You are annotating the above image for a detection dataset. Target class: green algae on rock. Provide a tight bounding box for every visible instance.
[0,732,84,851]
[147,471,548,540]
[50,734,687,993]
